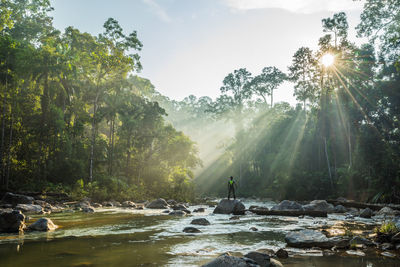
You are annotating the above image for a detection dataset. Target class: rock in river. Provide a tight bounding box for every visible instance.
[271,200,303,211]
[0,210,26,233]
[28,218,57,231]
[359,208,373,218]
[15,204,43,214]
[377,207,397,216]
[193,207,205,213]
[275,248,288,259]
[244,251,270,267]
[303,200,334,213]
[183,227,201,233]
[122,201,136,208]
[1,192,34,205]
[213,199,245,215]
[285,229,349,249]
[169,210,186,216]
[191,218,210,226]
[202,253,259,267]
[334,205,347,213]
[146,198,169,209]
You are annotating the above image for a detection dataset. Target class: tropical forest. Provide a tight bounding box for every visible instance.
[0,0,400,266]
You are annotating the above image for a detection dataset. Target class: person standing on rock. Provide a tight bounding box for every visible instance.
[228,176,237,200]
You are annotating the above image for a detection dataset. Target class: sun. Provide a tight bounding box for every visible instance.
[321,53,335,67]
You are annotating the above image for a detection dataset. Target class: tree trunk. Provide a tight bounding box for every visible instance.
[324,137,333,189]
[89,93,99,182]
[0,80,7,184]
[348,121,352,168]
[5,111,13,190]
[126,130,132,177]
[270,89,273,108]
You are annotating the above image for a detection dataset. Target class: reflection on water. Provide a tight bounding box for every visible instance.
[0,200,398,266]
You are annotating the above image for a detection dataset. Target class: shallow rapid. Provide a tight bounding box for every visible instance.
[0,200,398,266]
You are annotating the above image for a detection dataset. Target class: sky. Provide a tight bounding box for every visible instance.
[49,0,366,105]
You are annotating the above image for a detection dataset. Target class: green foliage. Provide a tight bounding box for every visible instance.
[376,222,399,235]
[0,1,200,203]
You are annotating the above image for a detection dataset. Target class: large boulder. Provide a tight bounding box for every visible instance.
[15,204,43,214]
[1,192,34,206]
[28,218,57,231]
[303,200,334,213]
[285,229,349,248]
[146,198,169,209]
[213,199,245,215]
[0,210,26,233]
[271,200,303,211]
[202,253,259,267]
[359,208,373,218]
[244,251,270,267]
[191,218,210,226]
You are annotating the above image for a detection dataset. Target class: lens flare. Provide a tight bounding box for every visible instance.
[321,53,334,67]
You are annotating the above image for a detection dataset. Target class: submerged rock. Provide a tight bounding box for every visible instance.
[202,253,258,267]
[28,217,57,231]
[303,200,334,213]
[1,192,34,206]
[183,227,201,233]
[213,199,245,215]
[92,203,102,208]
[359,208,373,218]
[191,218,210,226]
[244,251,270,267]
[0,210,26,233]
[285,229,349,248]
[250,227,258,231]
[271,200,303,211]
[146,198,169,209]
[169,210,186,216]
[15,204,43,214]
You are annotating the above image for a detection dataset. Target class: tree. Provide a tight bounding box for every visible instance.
[288,47,318,109]
[322,12,349,48]
[251,67,286,108]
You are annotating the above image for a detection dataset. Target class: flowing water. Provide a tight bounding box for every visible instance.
[0,200,399,266]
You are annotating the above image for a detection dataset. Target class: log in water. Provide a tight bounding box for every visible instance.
[250,209,327,217]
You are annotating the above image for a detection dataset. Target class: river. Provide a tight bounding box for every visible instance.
[0,199,399,266]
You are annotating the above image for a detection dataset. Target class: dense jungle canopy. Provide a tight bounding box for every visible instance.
[0,0,399,203]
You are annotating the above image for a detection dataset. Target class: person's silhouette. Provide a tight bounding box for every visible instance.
[228,176,236,200]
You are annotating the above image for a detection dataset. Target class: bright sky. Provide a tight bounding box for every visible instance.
[50,0,365,105]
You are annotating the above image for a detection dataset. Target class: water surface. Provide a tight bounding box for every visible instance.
[0,200,398,266]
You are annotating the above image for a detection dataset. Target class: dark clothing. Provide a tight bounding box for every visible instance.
[228,180,236,200]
